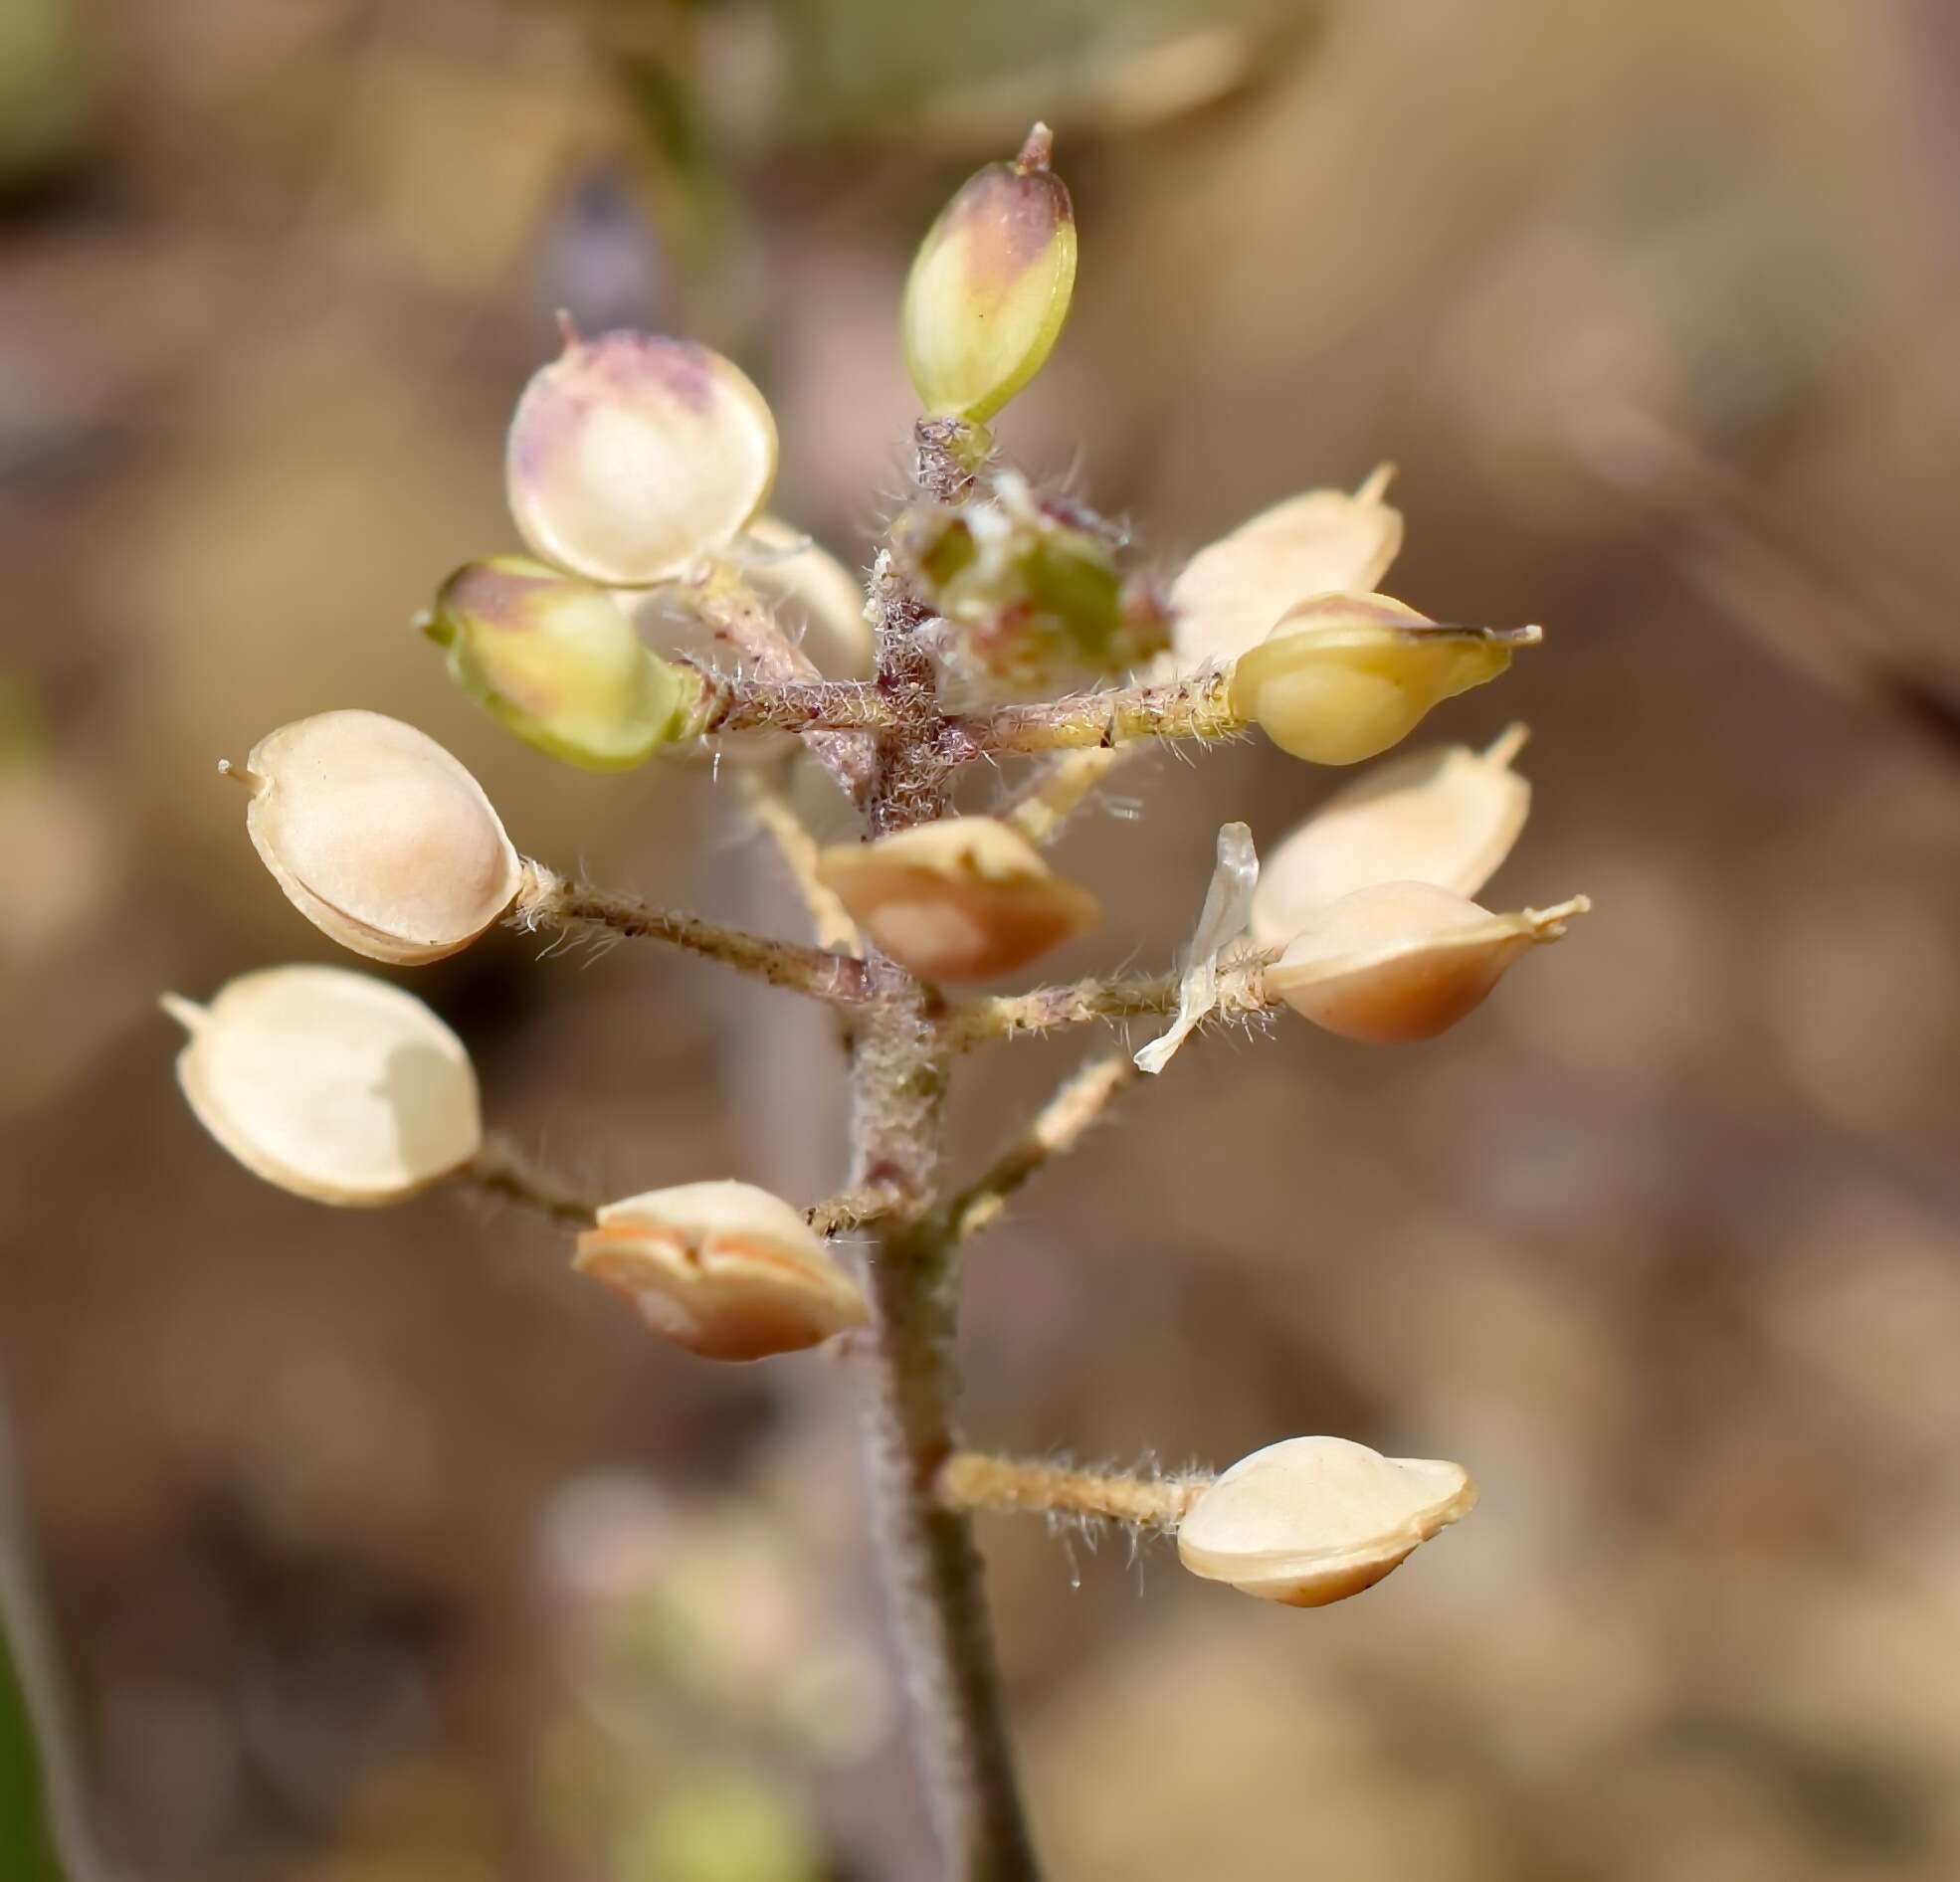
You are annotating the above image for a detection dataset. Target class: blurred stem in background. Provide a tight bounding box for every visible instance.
[0,1412,101,1882]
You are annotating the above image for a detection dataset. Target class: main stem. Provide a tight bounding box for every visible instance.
[849,553,1040,1882]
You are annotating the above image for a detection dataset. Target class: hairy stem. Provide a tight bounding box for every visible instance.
[845,555,1040,1879]
[940,1050,1138,1248]
[462,1138,600,1226]
[945,667,1242,759]
[850,982,1037,1882]
[512,863,867,1005]
[941,959,1272,1050]
[736,769,865,955]
[936,1452,1208,1530]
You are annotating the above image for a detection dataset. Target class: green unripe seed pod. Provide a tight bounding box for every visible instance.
[424,557,705,771]
[902,124,1078,425]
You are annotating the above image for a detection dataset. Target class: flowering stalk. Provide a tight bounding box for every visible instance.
[167,124,1591,1882]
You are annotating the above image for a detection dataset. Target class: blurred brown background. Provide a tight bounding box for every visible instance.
[4,0,1960,1877]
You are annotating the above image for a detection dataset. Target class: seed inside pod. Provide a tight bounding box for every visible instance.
[815,816,1101,983]
[237,710,521,965]
[506,327,778,586]
[163,965,481,1207]
[1169,470,1403,673]
[1230,594,1534,767]
[1177,1435,1476,1606]
[1267,880,1588,1042]
[574,1181,870,1362]
[1251,726,1531,946]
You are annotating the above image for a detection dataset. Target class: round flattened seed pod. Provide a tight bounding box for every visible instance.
[1251,728,1531,946]
[574,1181,869,1362]
[815,816,1100,983]
[1266,879,1587,1043]
[164,965,482,1206]
[1177,1435,1476,1606]
[1170,472,1404,673]
[239,710,521,965]
[506,328,778,586]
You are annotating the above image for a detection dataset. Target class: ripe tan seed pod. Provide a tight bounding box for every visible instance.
[815,817,1100,983]
[1177,1435,1475,1607]
[574,1181,869,1362]
[902,124,1078,424]
[236,710,521,965]
[1250,726,1531,946]
[1266,880,1588,1043]
[1230,594,1536,767]
[506,327,778,586]
[163,965,482,1206]
[1169,469,1403,673]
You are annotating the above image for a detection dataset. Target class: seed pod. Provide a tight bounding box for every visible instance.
[902,124,1078,424]
[163,965,481,1206]
[1230,594,1535,766]
[574,1181,869,1362]
[1178,1435,1476,1606]
[424,557,705,771]
[1169,470,1403,673]
[506,327,778,586]
[1251,727,1531,946]
[1267,880,1588,1042]
[237,710,521,965]
[815,817,1100,983]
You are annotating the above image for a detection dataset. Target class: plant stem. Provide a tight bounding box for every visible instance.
[849,982,1038,1882]
[846,566,1041,1880]
[936,1452,1207,1530]
[511,864,868,1005]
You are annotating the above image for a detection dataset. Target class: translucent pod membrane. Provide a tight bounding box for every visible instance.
[238,710,521,965]
[815,816,1100,983]
[506,328,778,586]
[1267,880,1588,1043]
[1168,470,1403,673]
[1177,1436,1475,1607]
[1230,593,1535,767]
[164,966,482,1207]
[1251,727,1531,947]
[424,557,704,771]
[574,1181,869,1362]
[902,124,1078,425]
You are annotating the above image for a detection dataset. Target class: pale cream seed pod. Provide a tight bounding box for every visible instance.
[574,1181,869,1362]
[1168,468,1403,673]
[506,327,778,586]
[815,816,1101,983]
[1230,593,1535,767]
[1250,726,1531,946]
[236,710,522,965]
[1177,1435,1476,1607]
[1267,879,1589,1043]
[163,965,482,1207]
